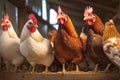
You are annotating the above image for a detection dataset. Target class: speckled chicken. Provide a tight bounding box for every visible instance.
[103,20,120,71]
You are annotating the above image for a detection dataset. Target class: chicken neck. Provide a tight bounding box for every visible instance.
[92,15,104,36]
[63,17,78,38]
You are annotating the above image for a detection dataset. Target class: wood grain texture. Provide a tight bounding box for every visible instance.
[0,71,120,80]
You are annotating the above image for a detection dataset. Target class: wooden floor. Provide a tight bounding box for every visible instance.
[0,71,120,80]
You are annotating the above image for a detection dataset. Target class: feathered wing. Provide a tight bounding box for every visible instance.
[86,29,109,64]
[61,29,82,52]
[11,38,24,65]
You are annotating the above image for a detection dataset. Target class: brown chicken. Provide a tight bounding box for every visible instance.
[54,6,83,73]
[83,6,111,72]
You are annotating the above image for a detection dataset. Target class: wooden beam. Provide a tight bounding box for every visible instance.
[8,0,25,8]
[47,0,113,17]
[74,0,117,13]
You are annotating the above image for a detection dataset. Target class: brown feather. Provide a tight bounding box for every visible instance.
[103,20,120,41]
[92,14,104,36]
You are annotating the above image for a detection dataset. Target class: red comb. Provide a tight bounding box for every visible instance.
[58,6,62,15]
[84,6,93,16]
[2,14,9,22]
[28,13,37,24]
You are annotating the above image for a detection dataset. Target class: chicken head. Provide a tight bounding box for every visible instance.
[57,6,68,24]
[27,14,38,33]
[1,14,11,31]
[84,6,96,26]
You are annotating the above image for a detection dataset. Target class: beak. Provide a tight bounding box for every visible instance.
[109,19,113,23]
[57,16,61,19]
[83,17,87,20]
[34,24,38,27]
[1,22,6,26]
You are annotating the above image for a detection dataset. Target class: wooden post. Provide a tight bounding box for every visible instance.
[18,7,27,36]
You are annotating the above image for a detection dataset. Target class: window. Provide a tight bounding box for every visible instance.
[49,9,58,30]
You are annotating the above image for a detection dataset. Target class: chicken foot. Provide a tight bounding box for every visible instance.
[30,65,35,73]
[42,66,49,73]
[14,66,18,72]
[104,63,112,72]
[75,65,79,72]
[94,64,98,72]
[62,63,66,74]
[118,66,120,73]
[4,61,9,72]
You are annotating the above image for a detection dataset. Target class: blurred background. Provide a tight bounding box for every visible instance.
[0,0,120,37]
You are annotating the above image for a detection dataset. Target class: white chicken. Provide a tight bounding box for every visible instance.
[20,14,54,73]
[0,14,25,72]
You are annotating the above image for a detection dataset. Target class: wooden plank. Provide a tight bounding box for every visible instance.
[0,71,120,80]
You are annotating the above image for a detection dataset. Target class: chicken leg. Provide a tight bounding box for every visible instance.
[31,65,35,73]
[42,66,49,73]
[119,66,120,73]
[62,63,66,74]
[75,65,79,72]
[14,66,18,72]
[4,61,9,72]
[29,66,32,72]
[94,64,98,72]
[104,63,111,72]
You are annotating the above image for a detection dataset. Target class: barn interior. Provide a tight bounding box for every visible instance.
[0,0,120,36]
[0,0,120,80]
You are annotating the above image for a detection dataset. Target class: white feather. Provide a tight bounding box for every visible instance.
[103,38,120,67]
[20,20,54,67]
[0,20,24,67]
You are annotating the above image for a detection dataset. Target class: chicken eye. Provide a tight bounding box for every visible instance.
[29,22,32,24]
[6,21,9,23]
[109,23,113,26]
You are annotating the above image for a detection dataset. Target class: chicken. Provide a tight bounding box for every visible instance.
[84,6,104,36]
[0,14,25,72]
[83,6,111,71]
[103,20,120,71]
[54,6,83,73]
[20,14,54,73]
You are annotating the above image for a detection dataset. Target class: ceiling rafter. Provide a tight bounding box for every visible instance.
[8,0,53,28]
[74,0,117,13]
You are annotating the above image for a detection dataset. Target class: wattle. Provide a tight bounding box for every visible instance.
[58,19,64,24]
[30,27,36,33]
[86,20,93,26]
[2,26,8,31]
